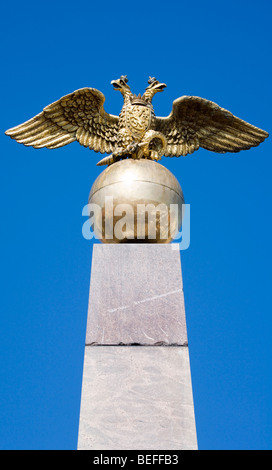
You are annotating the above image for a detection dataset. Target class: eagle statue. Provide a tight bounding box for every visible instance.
[5,76,268,166]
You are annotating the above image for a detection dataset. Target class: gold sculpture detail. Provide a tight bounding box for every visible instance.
[5,76,268,166]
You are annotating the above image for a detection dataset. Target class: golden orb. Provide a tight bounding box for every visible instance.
[89,159,184,243]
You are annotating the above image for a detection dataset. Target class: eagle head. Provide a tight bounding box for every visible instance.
[146,77,167,92]
[111,75,131,94]
[143,77,167,102]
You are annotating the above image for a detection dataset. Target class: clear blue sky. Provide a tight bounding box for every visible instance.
[0,0,271,450]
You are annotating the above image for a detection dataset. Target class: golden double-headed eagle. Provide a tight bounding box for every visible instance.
[5,76,268,166]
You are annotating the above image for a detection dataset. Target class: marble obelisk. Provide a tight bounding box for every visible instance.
[77,243,197,450]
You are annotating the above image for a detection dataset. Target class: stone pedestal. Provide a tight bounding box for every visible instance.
[77,244,197,450]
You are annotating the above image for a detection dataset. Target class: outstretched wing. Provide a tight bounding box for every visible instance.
[155,96,268,157]
[5,88,119,154]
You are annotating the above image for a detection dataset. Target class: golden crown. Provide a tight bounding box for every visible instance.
[131,93,150,106]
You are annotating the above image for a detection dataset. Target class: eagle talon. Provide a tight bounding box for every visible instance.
[149,151,161,161]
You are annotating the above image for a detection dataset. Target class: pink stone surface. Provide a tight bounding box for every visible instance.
[85,244,188,345]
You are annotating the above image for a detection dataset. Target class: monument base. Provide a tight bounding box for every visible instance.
[77,244,197,450]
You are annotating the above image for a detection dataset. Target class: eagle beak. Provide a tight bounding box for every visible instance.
[154,83,167,92]
[111,79,122,90]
